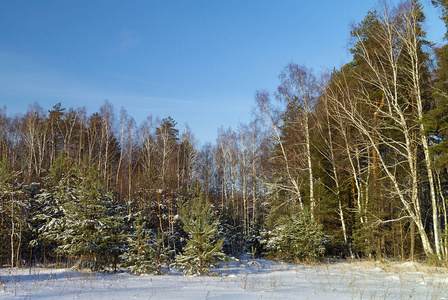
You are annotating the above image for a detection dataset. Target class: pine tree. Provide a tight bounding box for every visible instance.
[175,195,227,275]
[427,0,448,259]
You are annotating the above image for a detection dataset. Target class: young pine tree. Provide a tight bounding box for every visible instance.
[175,195,227,275]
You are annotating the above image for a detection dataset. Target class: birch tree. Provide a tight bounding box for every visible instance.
[255,90,305,220]
[343,1,437,257]
[277,64,318,220]
[317,75,354,258]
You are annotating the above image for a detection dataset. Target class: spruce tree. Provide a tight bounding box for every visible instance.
[266,212,329,262]
[30,154,75,265]
[121,213,167,275]
[57,165,125,271]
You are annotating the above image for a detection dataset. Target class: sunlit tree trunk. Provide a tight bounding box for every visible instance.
[255,91,304,211]
[398,3,442,259]
[344,3,435,255]
[238,125,250,234]
[319,82,354,258]
[278,64,317,220]
[99,101,115,189]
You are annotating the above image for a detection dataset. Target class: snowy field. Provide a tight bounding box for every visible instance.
[1,259,448,299]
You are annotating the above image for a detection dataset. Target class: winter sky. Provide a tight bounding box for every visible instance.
[0,0,445,145]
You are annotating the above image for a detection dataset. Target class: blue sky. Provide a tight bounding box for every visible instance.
[0,0,445,145]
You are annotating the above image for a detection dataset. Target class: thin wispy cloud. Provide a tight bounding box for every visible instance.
[109,29,142,55]
[0,51,239,117]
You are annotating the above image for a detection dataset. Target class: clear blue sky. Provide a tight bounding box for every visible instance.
[0,0,445,145]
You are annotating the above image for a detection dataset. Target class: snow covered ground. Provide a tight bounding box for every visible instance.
[1,259,448,299]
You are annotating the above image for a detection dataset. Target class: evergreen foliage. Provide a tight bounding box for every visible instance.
[30,155,75,262]
[121,213,167,275]
[56,165,126,271]
[175,196,227,275]
[2,0,448,270]
[265,212,329,262]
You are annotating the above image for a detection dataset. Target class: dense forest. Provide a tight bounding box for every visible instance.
[2,0,448,273]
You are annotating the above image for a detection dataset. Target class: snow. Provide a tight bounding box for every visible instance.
[1,259,448,299]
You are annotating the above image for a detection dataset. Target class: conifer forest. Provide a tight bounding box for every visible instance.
[2,0,448,274]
